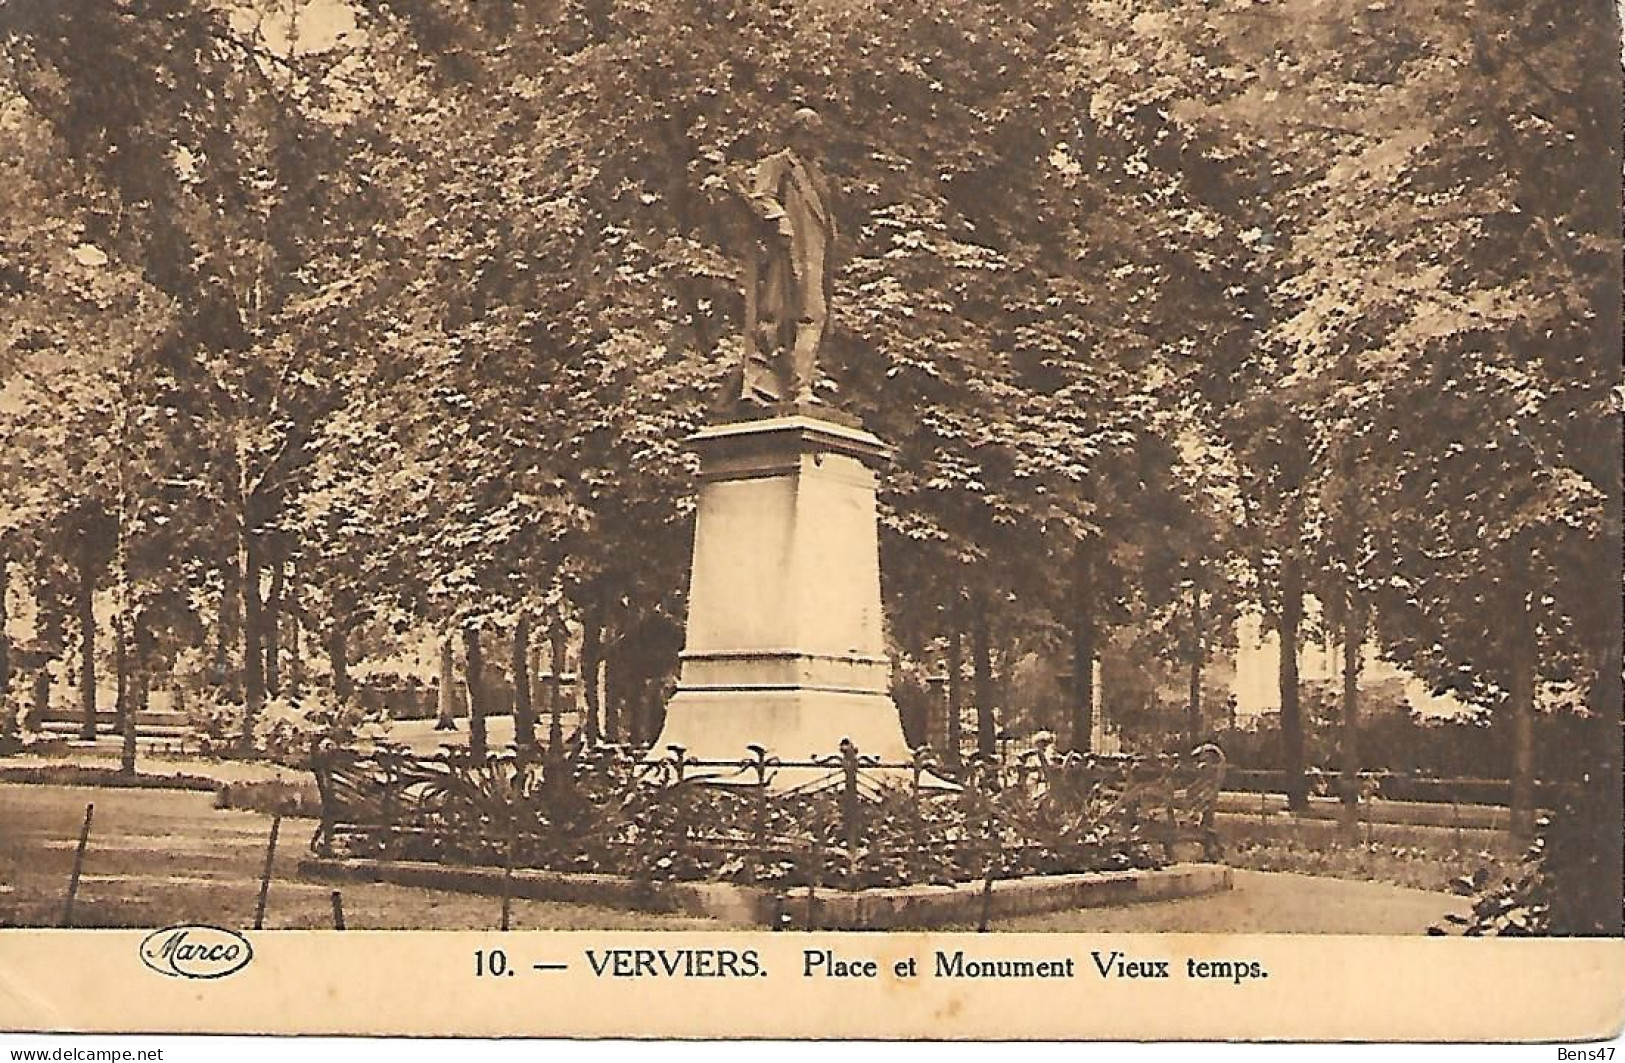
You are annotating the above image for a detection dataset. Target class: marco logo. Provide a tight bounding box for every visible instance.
[139,926,253,980]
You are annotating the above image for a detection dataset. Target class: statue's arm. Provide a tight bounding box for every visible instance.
[743,153,793,229]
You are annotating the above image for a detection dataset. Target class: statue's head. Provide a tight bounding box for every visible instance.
[787,107,824,156]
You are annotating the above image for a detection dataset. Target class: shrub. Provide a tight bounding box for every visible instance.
[254,691,394,767]
[214,778,323,818]
[184,695,241,755]
[1432,715,1622,937]
[1435,807,1621,936]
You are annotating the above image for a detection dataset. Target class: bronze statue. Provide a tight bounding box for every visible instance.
[735,108,837,408]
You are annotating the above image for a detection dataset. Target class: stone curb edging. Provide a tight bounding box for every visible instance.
[776,864,1233,929]
[296,857,1231,929]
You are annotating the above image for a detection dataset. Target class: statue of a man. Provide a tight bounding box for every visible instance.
[737,108,837,408]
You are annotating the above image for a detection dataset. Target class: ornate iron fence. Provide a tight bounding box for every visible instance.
[309,739,1226,891]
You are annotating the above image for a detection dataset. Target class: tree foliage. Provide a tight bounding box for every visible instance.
[0,0,1617,903]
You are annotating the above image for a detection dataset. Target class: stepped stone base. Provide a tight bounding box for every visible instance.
[651,415,928,787]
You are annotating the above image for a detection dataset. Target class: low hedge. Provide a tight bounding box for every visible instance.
[0,764,218,791]
[1224,769,1526,807]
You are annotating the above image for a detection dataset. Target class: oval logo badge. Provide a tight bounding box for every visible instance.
[139,925,254,980]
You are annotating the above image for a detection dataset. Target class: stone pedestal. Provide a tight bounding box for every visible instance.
[651,414,926,789]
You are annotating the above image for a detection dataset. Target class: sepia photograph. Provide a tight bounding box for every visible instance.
[0,0,1621,1041]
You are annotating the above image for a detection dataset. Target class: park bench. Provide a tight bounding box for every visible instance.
[1025,744,1227,861]
[311,745,586,857]
[309,746,457,856]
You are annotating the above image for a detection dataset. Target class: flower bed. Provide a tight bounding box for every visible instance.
[310,744,1201,892]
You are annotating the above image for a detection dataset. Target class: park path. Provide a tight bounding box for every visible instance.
[985,870,1470,934]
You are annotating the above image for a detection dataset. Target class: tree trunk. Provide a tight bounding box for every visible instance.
[546,622,568,760]
[1508,590,1537,841]
[511,617,534,765]
[31,669,49,734]
[1186,582,1204,750]
[621,664,639,747]
[1339,586,1363,840]
[581,613,602,742]
[1279,556,1308,812]
[603,639,621,744]
[945,617,963,768]
[240,540,265,751]
[215,561,239,690]
[0,549,11,743]
[1070,538,1096,753]
[75,538,96,741]
[435,636,457,730]
[640,675,662,748]
[287,564,304,696]
[1580,609,1623,932]
[119,617,144,777]
[133,665,149,772]
[115,616,130,774]
[264,554,284,697]
[29,554,58,733]
[627,653,652,749]
[529,640,544,714]
[627,670,646,748]
[464,626,487,760]
[328,625,353,702]
[971,594,996,759]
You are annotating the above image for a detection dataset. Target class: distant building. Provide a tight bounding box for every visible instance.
[1230,607,1472,724]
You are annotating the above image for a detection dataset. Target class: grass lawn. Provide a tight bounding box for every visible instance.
[0,783,714,930]
[1220,834,1517,894]
[1,782,1472,934]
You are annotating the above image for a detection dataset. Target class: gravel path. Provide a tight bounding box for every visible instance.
[986,869,1470,934]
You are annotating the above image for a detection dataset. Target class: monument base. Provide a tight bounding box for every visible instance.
[649,414,951,792]
[655,688,935,793]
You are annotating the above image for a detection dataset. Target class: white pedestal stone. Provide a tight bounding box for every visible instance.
[651,415,925,789]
